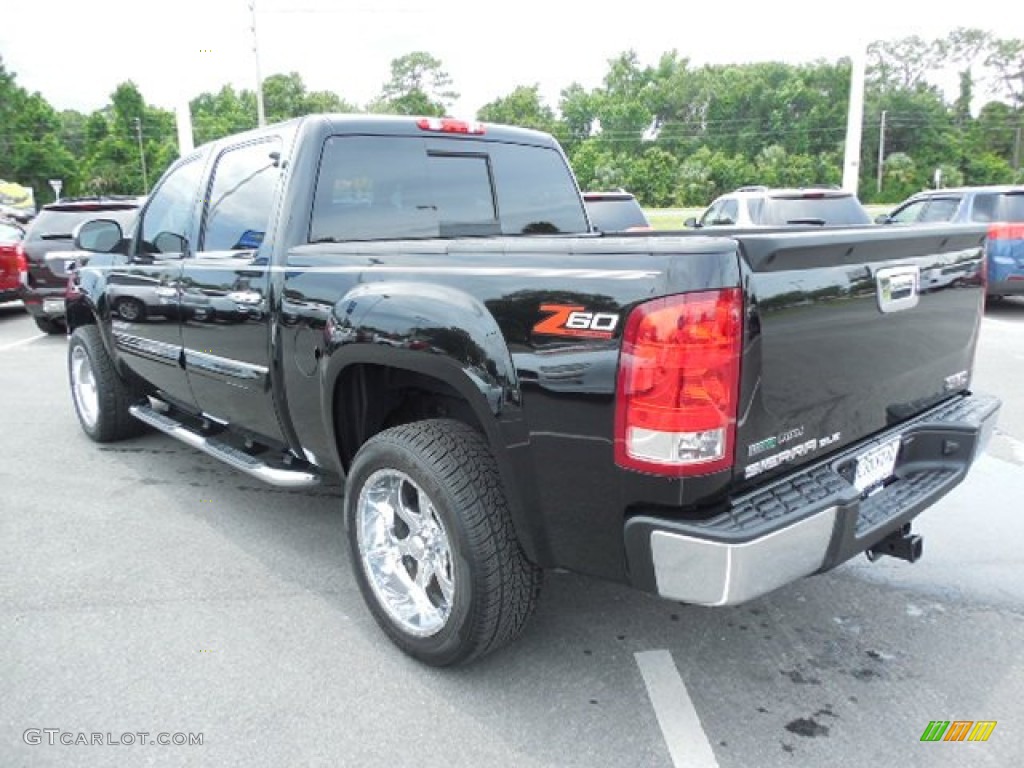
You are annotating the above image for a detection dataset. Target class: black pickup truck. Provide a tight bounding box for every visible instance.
[65,115,1000,666]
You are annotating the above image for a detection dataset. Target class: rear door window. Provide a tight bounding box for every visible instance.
[995,192,1024,222]
[919,197,961,222]
[201,139,282,251]
[971,193,1024,222]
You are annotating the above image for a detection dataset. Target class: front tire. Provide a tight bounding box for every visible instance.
[68,325,146,442]
[344,419,541,666]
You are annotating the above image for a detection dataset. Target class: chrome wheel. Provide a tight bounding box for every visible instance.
[70,345,99,429]
[356,468,455,637]
[116,299,142,321]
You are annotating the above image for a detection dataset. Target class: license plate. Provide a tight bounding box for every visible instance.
[43,299,65,315]
[854,437,901,493]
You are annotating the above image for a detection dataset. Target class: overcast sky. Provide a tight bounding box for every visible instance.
[2,1,1021,118]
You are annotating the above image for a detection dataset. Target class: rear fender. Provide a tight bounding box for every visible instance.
[320,282,549,564]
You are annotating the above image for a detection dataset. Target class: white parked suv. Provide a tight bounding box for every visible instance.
[687,186,873,228]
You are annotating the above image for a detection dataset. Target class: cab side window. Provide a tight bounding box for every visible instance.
[699,200,723,226]
[718,199,739,225]
[139,157,204,256]
[201,139,282,252]
[890,199,928,224]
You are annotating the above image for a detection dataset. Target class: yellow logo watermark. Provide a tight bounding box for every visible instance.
[920,720,997,742]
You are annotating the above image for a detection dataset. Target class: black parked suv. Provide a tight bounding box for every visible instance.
[21,197,144,333]
[583,190,651,231]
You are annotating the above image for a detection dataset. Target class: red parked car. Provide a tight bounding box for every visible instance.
[0,219,26,304]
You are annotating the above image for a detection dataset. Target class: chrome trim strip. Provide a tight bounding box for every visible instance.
[183,348,268,381]
[81,263,659,280]
[129,404,319,488]
[279,265,660,280]
[649,508,838,606]
[112,331,180,364]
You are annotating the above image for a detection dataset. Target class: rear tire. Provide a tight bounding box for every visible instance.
[34,315,66,335]
[68,325,146,442]
[344,419,541,666]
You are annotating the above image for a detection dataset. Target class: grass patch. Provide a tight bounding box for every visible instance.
[644,208,703,230]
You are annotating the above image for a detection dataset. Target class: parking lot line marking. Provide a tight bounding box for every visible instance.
[0,333,47,352]
[635,650,719,768]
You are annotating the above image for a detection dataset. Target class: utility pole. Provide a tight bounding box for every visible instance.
[134,117,149,193]
[1014,125,1021,172]
[876,110,887,196]
[249,0,266,127]
[842,45,867,195]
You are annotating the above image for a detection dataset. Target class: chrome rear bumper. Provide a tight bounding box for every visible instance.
[624,391,1001,606]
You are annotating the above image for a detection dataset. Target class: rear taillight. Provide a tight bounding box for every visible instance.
[15,243,27,285]
[416,117,485,135]
[615,289,743,476]
[987,223,1024,240]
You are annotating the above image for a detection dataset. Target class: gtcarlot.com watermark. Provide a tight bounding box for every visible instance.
[23,729,203,747]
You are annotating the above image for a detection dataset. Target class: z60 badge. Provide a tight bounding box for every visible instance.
[533,304,619,340]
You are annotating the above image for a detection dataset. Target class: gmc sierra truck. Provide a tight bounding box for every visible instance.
[65,115,1000,666]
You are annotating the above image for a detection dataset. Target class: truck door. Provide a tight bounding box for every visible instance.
[110,155,205,411]
[179,137,285,443]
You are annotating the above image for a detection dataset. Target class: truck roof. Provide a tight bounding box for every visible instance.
[193,113,561,154]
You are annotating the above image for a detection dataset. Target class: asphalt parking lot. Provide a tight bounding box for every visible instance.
[2,299,1022,767]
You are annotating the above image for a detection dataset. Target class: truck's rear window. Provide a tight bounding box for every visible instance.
[27,207,139,241]
[310,136,588,242]
[584,196,650,231]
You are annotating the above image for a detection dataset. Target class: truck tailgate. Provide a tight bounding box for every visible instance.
[733,225,987,486]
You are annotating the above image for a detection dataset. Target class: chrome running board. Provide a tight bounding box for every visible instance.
[129,403,321,488]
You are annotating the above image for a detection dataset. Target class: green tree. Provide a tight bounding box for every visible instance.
[882,152,921,200]
[0,57,79,202]
[477,85,555,132]
[625,146,679,207]
[190,75,356,146]
[867,36,942,91]
[374,52,458,116]
[262,72,356,123]
[557,82,600,151]
[82,82,177,195]
[985,37,1024,108]
[191,85,256,145]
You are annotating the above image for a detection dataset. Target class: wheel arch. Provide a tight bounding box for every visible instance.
[325,355,548,567]
[317,281,549,566]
